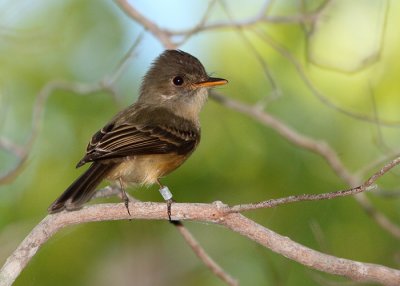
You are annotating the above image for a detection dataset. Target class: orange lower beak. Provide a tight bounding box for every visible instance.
[194,77,228,88]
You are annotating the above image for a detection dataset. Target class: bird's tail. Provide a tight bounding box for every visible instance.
[48,162,116,213]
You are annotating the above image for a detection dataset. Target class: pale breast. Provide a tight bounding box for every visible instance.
[106,154,188,186]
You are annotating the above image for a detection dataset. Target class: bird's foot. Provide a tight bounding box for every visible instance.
[120,189,131,216]
[158,185,176,222]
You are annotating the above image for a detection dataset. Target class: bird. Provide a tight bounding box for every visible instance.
[48,49,228,219]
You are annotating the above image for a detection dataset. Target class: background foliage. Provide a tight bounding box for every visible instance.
[1,0,399,285]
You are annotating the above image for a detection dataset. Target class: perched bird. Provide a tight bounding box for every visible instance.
[48,50,228,218]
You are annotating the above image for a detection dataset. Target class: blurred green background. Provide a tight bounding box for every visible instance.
[1,0,400,285]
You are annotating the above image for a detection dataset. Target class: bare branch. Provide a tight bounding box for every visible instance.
[218,0,281,105]
[0,138,28,184]
[353,193,400,238]
[0,138,25,158]
[104,34,144,91]
[0,137,28,186]
[231,155,400,212]
[114,0,323,49]
[164,0,320,36]
[1,202,399,286]
[175,0,218,46]
[114,0,176,49]
[0,155,27,185]
[172,221,238,286]
[230,186,370,213]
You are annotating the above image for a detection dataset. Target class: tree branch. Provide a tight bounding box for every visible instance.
[114,0,176,49]
[1,202,399,286]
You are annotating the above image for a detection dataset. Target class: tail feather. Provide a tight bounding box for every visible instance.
[48,162,116,213]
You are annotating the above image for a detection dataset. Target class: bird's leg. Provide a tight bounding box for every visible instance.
[119,178,131,216]
[157,180,174,222]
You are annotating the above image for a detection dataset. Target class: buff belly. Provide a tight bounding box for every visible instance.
[106,154,188,186]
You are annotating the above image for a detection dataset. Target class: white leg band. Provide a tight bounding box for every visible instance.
[159,186,173,201]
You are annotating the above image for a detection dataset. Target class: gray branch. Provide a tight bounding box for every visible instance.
[1,202,399,286]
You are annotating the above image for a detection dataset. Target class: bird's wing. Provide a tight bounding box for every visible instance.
[76,122,199,167]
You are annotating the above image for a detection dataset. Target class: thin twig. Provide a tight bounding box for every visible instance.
[172,221,238,286]
[373,188,400,198]
[231,156,400,212]
[165,0,320,36]
[0,154,28,185]
[0,137,28,184]
[106,33,144,88]
[356,149,400,178]
[230,186,368,213]
[218,0,281,106]
[114,0,176,49]
[0,137,25,158]
[176,0,218,46]
[252,28,400,127]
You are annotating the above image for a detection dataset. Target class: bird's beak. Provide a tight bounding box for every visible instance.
[194,77,228,88]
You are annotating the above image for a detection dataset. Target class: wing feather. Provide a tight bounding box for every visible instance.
[76,123,199,167]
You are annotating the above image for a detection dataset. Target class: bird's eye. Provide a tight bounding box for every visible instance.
[172,76,184,86]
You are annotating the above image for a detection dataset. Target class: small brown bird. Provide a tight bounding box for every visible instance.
[48,50,227,216]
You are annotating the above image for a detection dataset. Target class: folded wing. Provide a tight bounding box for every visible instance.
[77,122,199,167]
